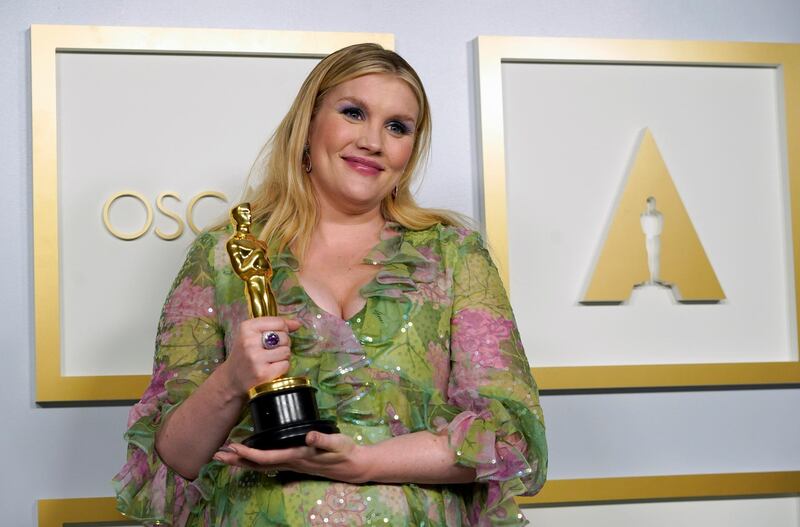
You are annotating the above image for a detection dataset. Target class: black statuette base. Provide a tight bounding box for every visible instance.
[244,419,339,449]
[244,384,339,450]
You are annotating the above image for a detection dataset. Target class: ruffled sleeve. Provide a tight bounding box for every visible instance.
[430,229,547,526]
[112,232,227,525]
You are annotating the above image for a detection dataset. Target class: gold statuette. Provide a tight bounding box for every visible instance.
[226,203,279,318]
[226,203,338,450]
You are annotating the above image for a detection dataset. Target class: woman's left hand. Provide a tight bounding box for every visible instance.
[213,432,372,484]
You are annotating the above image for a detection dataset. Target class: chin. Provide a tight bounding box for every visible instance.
[337,194,385,214]
[339,187,387,208]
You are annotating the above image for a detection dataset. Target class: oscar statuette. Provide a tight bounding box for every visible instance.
[227,203,338,449]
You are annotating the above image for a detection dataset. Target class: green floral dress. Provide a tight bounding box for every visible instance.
[113,222,547,526]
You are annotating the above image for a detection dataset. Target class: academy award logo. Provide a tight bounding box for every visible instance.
[582,129,725,304]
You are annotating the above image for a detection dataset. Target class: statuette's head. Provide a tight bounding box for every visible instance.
[231,203,252,230]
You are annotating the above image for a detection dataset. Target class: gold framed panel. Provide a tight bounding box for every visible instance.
[38,472,800,524]
[31,24,394,403]
[476,36,800,390]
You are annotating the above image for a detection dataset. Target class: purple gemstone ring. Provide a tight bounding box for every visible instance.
[261,331,281,350]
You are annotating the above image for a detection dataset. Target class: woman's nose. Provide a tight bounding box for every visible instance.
[356,124,382,152]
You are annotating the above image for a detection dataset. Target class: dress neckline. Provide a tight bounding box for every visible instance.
[278,221,404,324]
[295,279,370,325]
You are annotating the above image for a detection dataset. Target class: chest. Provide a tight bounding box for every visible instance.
[298,249,380,321]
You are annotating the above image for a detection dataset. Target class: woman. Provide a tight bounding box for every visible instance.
[114,43,547,526]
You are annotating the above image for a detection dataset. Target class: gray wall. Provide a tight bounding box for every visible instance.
[4,0,800,524]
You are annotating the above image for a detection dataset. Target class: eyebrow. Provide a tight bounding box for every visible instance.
[337,96,417,124]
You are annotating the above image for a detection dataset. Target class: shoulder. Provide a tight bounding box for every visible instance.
[191,227,230,254]
[403,223,483,249]
[179,227,234,276]
[402,224,491,272]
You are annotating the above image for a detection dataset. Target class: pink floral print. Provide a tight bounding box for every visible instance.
[427,341,450,393]
[452,309,514,369]
[163,277,215,326]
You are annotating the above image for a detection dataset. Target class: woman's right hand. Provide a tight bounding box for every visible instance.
[218,317,303,398]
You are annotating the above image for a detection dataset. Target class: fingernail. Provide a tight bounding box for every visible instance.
[219,445,237,454]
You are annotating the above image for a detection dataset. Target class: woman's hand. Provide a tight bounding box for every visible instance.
[213,432,372,484]
[217,317,303,398]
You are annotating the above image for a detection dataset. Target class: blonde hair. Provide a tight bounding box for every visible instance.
[240,43,464,259]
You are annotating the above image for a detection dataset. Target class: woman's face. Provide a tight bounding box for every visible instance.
[306,73,419,216]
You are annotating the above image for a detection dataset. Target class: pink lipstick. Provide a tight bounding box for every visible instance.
[342,156,384,176]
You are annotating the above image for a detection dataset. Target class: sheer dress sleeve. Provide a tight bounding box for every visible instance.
[113,232,227,525]
[430,230,548,526]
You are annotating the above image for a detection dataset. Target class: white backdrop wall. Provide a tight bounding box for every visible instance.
[3,1,800,524]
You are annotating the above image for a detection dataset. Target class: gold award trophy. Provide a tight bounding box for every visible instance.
[227,203,338,449]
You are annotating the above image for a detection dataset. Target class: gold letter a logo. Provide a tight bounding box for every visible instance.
[581,129,725,304]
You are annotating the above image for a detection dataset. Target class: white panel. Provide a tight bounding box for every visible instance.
[540,389,800,479]
[57,52,318,376]
[524,496,800,527]
[502,62,795,367]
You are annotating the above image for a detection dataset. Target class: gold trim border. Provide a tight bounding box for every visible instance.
[38,497,127,526]
[476,36,800,390]
[521,471,800,506]
[37,472,800,524]
[534,362,800,391]
[31,25,394,403]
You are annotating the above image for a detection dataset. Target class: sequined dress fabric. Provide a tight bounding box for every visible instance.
[113,222,547,526]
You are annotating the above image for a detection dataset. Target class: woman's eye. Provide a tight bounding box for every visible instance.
[341,106,364,120]
[387,121,411,135]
